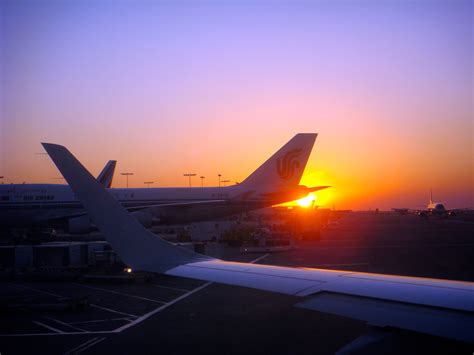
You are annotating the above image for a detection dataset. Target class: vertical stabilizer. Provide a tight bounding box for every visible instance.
[240,133,317,191]
[96,160,116,188]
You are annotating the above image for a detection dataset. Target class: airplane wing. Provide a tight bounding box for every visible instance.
[124,199,226,211]
[447,208,474,214]
[307,185,331,192]
[132,185,331,210]
[258,185,331,205]
[41,199,227,224]
[42,143,474,344]
[391,208,416,215]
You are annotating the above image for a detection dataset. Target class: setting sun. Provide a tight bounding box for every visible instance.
[296,193,317,208]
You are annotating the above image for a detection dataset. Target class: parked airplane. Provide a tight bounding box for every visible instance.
[421,190,451,217]
[0,134,328,233]
[42,141,474,349]
[0,160,116,233]
[392,190,460,217]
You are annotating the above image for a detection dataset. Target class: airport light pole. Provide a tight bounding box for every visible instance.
[218,174,221,187]
[144,181,154,188]
[200,176,205,187]
[183,173,196,187]
[121,172,134,188]
[221,179,230,187]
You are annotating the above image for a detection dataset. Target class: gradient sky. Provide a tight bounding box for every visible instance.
[1,0,472,210]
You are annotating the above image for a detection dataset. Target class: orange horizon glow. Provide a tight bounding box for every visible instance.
[2,135,472,211]
[1,1,472,211]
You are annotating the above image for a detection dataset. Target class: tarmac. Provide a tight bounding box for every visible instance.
[1,212,473,354]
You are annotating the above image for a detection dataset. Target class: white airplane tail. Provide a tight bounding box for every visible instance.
[239,133,317,191]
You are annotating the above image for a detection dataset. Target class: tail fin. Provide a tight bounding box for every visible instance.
[96,160,116,188]
[42,143,209,272]
[240,133,317,191]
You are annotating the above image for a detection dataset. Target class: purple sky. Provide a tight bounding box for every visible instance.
[1,0,472,209]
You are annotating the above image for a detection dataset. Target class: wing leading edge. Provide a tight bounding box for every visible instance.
[42,142,474,343]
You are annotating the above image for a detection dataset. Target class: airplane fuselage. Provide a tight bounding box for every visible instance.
[427,202,446,211]
[1,134,321,230]
[0,183,306,228]
[426,202,448,216]
[0,184,229,226]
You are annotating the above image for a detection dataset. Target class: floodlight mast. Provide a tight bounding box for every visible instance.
[183,173,196,187]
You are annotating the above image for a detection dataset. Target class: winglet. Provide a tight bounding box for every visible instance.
[41,143,211,272]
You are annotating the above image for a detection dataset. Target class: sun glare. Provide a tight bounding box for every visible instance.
[296,193,317,208]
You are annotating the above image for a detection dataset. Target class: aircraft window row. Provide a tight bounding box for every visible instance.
[21,195,55,201]
[35,195,55,200]
[3,189,49,194]
[0,203,82,209]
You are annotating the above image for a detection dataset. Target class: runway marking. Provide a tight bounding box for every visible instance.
[11,282,138,320]
[152,284,192,292]
[44,316,86,333]
[113,281,213,332]
[2,254,284,338]
[72,283,167,304]
[64,336,106,354]
[68,317,132,325]
[12,284,62,298]
[90,304,138,318]
[249,253,269,264]
[75,337,106,354]
[32,321,64,334]
[0,331,99,337]
[114,254,271,332]
[64,337,99,355]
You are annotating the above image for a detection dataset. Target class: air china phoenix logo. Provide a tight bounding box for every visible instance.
[276,148,302,180]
